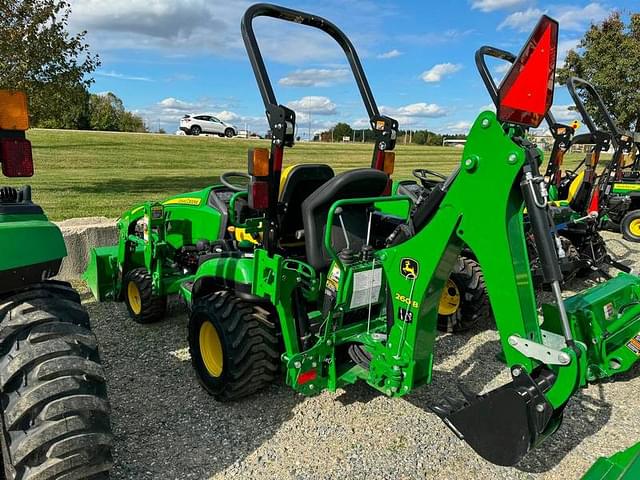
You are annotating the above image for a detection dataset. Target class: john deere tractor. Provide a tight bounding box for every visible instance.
[0,91,112,478]
[86,3,640,467]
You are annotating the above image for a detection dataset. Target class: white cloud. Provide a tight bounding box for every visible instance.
[471,0,532,12]
[158,97,193,111]
[499,3,608,32]
[498,7,545,31]
[558,38,581,65]
[554,3,608,31]
[278,68,350,87]
[479,103,497,112]
[96,70,153,82]
[69,0,342,63]
[377,49,402,59]
[287,96,337,115]
[421,63,462,83]
[445,120,472,133]
[381,102,447,118]
[215,110,241,123]
[551,104,578,122]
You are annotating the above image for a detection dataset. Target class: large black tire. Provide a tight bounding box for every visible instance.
[123,268,166,324]
[0,282,112,479]
[190,125,201,136]
[224,128,234,138]
[437,257,492,333]
[188,291,279,401]
[621,210,640,243]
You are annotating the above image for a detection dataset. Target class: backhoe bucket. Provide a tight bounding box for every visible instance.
[83,246,119,301]
[432,368,560,466]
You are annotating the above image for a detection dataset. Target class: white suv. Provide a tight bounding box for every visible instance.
[180,114,237,137]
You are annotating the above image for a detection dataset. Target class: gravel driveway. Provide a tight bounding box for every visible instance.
[84,232,640,480]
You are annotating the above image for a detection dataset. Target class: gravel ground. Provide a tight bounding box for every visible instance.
[82,232,640,480]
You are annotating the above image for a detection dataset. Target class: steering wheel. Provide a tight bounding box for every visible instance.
[413,168,447,189]
[220,172,251,192]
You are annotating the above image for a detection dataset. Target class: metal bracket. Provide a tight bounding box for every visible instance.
[508,334,571,365]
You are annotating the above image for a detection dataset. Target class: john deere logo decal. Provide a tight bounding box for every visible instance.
[400,258,419,279]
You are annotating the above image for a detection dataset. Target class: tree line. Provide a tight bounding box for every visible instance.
[315,122,466,145]
[0,1,145,132]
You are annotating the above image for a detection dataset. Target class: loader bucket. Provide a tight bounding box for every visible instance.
[83,246,120,301]
[582,443,640,480]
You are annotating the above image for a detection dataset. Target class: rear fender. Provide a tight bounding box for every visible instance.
[190,256,259,303]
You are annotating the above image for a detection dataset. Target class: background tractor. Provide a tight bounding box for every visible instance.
[0,91,112,479]
[86,4,640,468]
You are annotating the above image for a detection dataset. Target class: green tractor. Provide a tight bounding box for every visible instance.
[0,91,112,478]
[563,77,640,242]
[86,4,640,467]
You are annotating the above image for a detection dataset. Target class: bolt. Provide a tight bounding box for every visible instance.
[294,361,301,369]
[507,153,518,164]
[379,142,387,150]
[464,158,473,167]
[535,403,545,413]
[309,384,314,390]
[508,336,518,346]
[403,386,409,391]
[512,367,522,377]
[386,389,391,396]
[326,340,332,346]
[559,353,571,365]
[391,386,398,393]
[312,362,317,368]
[481,118,490,128]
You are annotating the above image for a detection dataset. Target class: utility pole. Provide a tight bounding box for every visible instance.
[308,110,311,141]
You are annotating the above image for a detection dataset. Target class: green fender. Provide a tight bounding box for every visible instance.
[185,255,256,304]
[0,215,66,270]
[583,442,640,480]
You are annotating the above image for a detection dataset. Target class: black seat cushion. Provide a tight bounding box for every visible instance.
[279,164,334,243]
[301,168,388,270]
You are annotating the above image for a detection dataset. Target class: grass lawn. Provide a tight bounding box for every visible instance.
[20,128,586,220]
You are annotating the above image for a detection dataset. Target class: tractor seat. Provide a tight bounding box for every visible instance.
[301,168,389,270]
[278,164,335,246]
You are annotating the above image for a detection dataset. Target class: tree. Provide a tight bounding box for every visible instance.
[557,12,640,131]
[88,93,147,132]
[0,0,99,128]
[332,122,353,141]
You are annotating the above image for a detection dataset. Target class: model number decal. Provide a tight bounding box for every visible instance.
[395,293,419,309]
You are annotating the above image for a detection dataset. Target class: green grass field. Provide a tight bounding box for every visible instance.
[21,128,586,220]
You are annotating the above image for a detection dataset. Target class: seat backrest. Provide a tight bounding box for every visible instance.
[278,164,335,242]
[301,168,389,270]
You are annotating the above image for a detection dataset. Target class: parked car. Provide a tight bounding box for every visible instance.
[180,114,237,137]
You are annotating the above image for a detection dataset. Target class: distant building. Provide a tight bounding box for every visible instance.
[442,138,466,148]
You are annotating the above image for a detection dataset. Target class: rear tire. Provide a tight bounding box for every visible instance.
[621,210,640,243]
[0,282,113,479]
[437,257,492,333]
[190,125,201,136]
[123,268,166,324]
[188,291,279,401]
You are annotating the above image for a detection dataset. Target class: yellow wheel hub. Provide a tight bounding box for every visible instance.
[199,321,223,377]
[127,281,142,315]
[439,278,461,316]
[629,219,640,237]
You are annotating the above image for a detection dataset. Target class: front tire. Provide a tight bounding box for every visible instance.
[224,128,234,138]
[188,291,279,401]
[437,257,492,333]
[123,268,166,324]
[621,210,640,242]
[0,282,113,479]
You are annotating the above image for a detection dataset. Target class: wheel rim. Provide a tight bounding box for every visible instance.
[629,218,640,237]
[438,278,461,316]
[127,281,142,315]
[199,321,223,377]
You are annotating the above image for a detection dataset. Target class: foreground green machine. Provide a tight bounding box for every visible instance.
[0,92,112,478]
[86,4,640,467]
[583,443,640,480]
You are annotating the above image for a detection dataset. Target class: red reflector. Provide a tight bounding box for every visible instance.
[588,187,600,214]
[297,369,317,385]
[497,15,558,128]
[0,138,34,177]
[249,180,269,209]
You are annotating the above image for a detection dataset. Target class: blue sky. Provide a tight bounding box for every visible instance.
[68,0,637,136]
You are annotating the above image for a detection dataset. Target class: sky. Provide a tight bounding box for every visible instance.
[67,0,637,137]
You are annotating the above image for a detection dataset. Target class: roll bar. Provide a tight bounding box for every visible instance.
[566,77,620,143]
[241,4,380,121]
[474,46,557,127]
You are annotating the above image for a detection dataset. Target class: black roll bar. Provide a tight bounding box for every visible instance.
[241,3,380,119]
[566,77,620,144]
